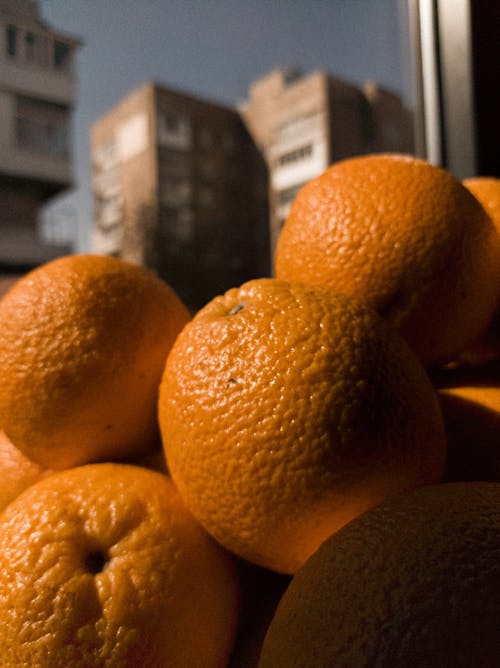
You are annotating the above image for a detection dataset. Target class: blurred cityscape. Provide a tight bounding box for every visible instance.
[0,0,414,310]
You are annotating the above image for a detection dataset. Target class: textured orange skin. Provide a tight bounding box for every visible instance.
[0,430,53,512]
[458,177,500,365]
[275,154,500,366]
[0,254,190,469]
[464,177,500,231]
[159,279,446,574]
[0,463,240,667]
[259,482,500,667]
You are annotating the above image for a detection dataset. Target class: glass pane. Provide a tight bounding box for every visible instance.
[5,25,17,57]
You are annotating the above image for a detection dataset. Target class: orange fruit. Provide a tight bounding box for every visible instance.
[458,177,500,364]
[259,482,500,667]
[274,153,500,366]
[0,254,190,470]
[434,361,500,482]
[0,429,52,512]
[159,278,446,574]
[464,176,500,226]
[0,463,240,666]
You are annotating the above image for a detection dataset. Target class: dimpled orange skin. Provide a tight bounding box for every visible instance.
[458,177,500,364]
[464,177,500,226]
[275,154,500,367]
[0,463,240,667]
[0,430,53,512]
[159,278,446,574]
[0,254,190,470]
[259,482,500,667]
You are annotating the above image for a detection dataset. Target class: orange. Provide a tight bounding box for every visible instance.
[0,254,190,470]
[0,462,240,666]
[159,278,446,574]
[464,176,500,226]
[274,153,500,366]
[259,482,500,667]
[0,429,52,512]
[433,361,500,482]
[458,177,500,364]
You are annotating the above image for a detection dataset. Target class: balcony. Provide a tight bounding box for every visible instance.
[0,16,80,106]
[0,95,74,197]
[0,56,77,105]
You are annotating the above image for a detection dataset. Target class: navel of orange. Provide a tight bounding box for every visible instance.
[0,463,240,666]
[160,278,446,574]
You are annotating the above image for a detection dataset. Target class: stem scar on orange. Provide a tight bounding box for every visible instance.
[159,278,446,574]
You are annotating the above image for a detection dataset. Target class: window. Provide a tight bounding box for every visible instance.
[276,144,313,168]
[38,208,75,246]
[276,114,321,144]
[222,132,235,153]
[93,141,117,171]
[5,25,17,57]
[5,27,70,70]
[161,179,192,207]
[93,168,120,199]
[199,128,214,150]
[97,195,123,229]
[198,186,215,207]
[15,96,70,157]
[24,32,36,61]
[175,209,194,241]
[157,110,191,149]
[54,41,70,70]
[276,183,305,205]
[198,156,218,179]
[164,111,180,132]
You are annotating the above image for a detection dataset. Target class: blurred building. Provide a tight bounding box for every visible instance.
[239,69,414,253]
[0,0,81,276]
[91,82,269,311]
[91,70,413,309]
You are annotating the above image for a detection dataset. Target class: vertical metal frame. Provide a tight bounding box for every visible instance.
[407,0,478,178]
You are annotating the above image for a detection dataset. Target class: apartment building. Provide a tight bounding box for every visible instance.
[91,70,412,309]
[240,69,414,253]
[0,0,80,274]
[91,82,269,311]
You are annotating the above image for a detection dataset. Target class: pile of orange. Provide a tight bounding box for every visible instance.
[0,156,498,666]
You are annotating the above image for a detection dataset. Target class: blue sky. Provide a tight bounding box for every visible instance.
[39,0,413,251]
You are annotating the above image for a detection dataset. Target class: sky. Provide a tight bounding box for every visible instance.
[39,0,413,252]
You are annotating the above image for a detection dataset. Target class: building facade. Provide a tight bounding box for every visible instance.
[0,0,80,274]
[91,70,413,310]
[239,69,414,254]
[91,82,269,311]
